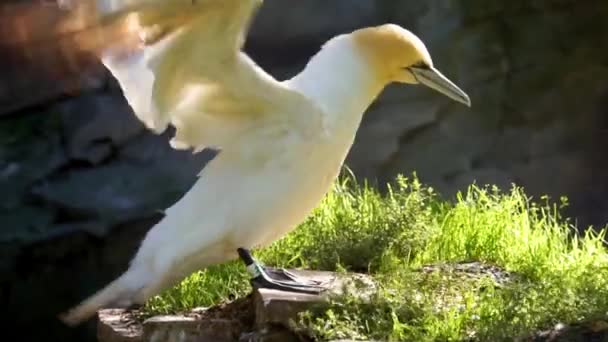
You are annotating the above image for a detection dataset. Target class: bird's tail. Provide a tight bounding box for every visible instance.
[59,269,145,326]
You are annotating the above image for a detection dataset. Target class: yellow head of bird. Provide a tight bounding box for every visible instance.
[352,24,471,107]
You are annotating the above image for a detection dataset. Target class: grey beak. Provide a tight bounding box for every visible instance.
[409,66,471,107]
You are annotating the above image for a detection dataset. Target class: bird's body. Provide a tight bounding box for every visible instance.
[2,0,471,325]
[69,30,387,320]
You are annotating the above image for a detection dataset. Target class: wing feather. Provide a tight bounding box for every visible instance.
[100,0,285,151]
[2,0,320,152]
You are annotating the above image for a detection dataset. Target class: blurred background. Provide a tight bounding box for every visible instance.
[1,0,607,341]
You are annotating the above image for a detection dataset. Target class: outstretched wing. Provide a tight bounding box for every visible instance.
[2,0,317,151]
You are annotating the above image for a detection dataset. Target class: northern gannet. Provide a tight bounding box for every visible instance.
[4,0,471,325]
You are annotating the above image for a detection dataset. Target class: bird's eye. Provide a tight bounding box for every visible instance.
[409,61,430,69]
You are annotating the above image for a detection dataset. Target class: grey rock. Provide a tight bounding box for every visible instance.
[254,289,322,330]
[46,221,112,239]
[509,154,591,199]
[57,93,144,165]
[0,112,68,209]
[419,261,515,287]
[97,309,142,342]
[328,340,381,342]
[30,161,197,229]
[118,131,216,175]
[29,128,212,235]
[239,328,301,342]
[439,168,515,198]
[0,205,56,243]
[254,270,375,328]
[479,127,534,169]
[530,320,608,342]
[528,121,571,159]
[143,316,240,342]
[379,115,493,186]
[347,98,440,179]
[249,0,381,46]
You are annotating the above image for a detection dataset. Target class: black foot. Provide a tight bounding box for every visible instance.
[237,248,327,294]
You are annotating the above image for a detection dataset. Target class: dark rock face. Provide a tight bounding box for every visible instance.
[345,1,608,230]
[1,1,607,341]
[0,92,213,340]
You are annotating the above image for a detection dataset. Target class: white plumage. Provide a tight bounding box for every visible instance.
[39,0,471,325]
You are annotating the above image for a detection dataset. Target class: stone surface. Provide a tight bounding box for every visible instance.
[98,309,142,342]
[57,93,144,165]
[328,341,380,342]
[30,160,199,232]
[239,328,302,342]
[143,316,239,342]
[96,270,374,342]
[98,311,245,342]
[249,0,381,47]
[0,205,56,243]
[0,110,68,210]
[253,269,375,328]
[530,320,608,342]
[418,262,516,287]
[98,295,256,342]
[254,289,321,329]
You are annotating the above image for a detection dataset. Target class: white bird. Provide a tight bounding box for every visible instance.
[4,0,471,325]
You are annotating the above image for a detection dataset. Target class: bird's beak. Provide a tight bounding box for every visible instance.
[409,66,471,107]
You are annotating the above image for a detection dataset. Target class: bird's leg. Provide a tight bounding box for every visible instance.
[237,248,327,294]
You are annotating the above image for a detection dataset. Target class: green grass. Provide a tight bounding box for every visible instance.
[142,173,608,341]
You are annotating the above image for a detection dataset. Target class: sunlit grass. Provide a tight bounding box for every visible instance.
[142,172,608,341]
